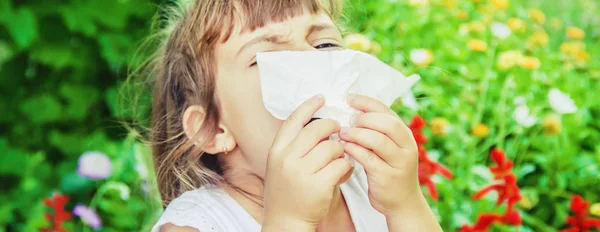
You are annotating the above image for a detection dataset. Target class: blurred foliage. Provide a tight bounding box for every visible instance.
[0,0,162,231]
[343,0,600,231]
[0,0,599,231]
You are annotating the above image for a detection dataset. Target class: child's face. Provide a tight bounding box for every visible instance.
[215,12,343,177]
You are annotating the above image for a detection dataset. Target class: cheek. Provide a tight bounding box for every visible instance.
[219,68,284,174]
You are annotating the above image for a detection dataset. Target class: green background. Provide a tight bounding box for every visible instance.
[1,0,599,231]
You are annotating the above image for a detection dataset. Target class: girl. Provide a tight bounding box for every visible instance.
[148,0,443,231]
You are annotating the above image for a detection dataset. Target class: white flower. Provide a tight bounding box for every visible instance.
[513,105,536,127]
[548,88,577,114]
[491,22,512,39]
[136,163,149,180]
[77,151,112,180]
[410,49,433,66]
[459,24,469,36]
[513,96,527,106]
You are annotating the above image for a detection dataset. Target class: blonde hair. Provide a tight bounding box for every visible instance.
[139,0,343,205]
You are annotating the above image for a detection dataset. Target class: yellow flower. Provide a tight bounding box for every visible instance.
[528,8,546,24]
[457,10,469,20]
[527,30,550,47]
[469,21,487,34]
[477,5,494,15]
[410,49,434,66]
[468,39,488,52]
[560,41,586,56]
[344,34,371,52]
[409,0,429,7]
[573,50,590,62]
[472,124,490,138]
[518,56,541,69]
[542,114,562,135]
[491,0,509,9]
[431,117,450,136]
[369,41,382,55]
[506,18,526,32]
[519,195,536,210]
[497,50,524,70]
[549,17,563,29]
[442,0,457,9]
[590,203,600,217]
[566,26,586,40]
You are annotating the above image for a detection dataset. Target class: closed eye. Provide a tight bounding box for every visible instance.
[249,43,342,67]
[315,43,341,49]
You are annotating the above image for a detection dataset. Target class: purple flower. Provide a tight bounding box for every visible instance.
[77,151,112,180]
[73,204,102,230]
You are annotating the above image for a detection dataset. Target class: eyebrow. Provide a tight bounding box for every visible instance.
[236,23,337,57]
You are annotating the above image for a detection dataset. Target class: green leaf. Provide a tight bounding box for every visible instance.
[0,139,30,176]
[0,1,12,21]
[49,130,85,156]
[98,34,133,68]
[5,8,38,49]
[0,41,14,64]
[0,204,14,225]
[30,43,75,69]
[516,164,536,179]
[59,172,94,194]
[19,94,62,124]
[59,5,97,36]
[59,84,100,120]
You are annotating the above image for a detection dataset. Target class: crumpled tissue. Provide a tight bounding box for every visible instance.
[257,49,420,127]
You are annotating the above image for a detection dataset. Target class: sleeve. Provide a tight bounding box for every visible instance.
[151,191,221,232]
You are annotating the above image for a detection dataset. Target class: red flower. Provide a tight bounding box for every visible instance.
[408,116,453,200]
[460,213,503,232]
[42,193,72,232]
[462,148,522,231]
[473,174,522,211]
[489,148,514,179]
[561,195,600,232]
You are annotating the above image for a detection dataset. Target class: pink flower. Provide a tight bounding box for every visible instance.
[77,151,112,180]
[73,204,102,230]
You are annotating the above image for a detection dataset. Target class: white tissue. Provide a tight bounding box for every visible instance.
[257,50,420,127]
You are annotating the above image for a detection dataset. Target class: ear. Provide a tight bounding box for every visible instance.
[182,105,236,154]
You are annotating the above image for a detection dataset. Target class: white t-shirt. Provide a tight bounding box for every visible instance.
[152,163,388,232]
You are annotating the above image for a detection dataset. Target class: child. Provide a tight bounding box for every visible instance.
[148,0,443,231]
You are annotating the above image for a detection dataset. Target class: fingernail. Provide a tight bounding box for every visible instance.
[314,94,324,100]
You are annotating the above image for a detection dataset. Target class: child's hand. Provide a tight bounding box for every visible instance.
[339,94,422,217]
[262,94,353,231]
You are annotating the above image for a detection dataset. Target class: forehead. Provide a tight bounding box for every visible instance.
[217,12,337,56]
[216,0,326,43]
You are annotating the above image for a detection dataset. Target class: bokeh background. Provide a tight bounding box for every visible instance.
[1,0,599,231]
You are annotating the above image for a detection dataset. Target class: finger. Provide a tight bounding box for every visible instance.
[285,119,340,158]
[316,158,353,187]
[272,94,325,151]
[351,112,417,149]
[302,140,345,173]
[347,94,396,115]
[339,127,401,165]
[342,142,389,173]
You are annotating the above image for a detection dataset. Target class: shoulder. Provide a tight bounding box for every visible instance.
[151,188,229,232]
